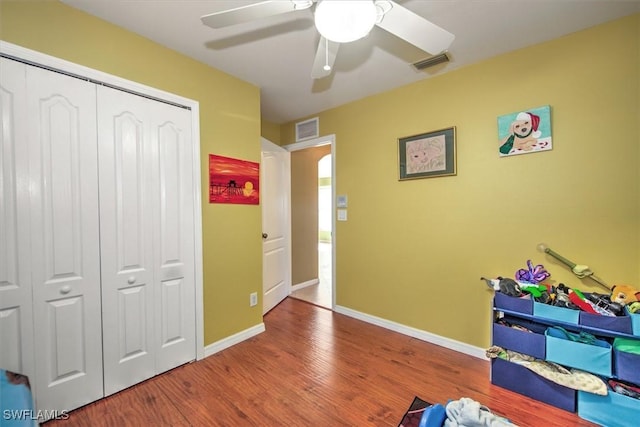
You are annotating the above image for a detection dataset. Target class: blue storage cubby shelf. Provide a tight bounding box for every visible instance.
[491,295,640,421]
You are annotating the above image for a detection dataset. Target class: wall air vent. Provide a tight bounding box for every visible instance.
[295,117,319,142]
[412,52,450,71]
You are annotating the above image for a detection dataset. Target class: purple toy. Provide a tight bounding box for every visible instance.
[516,259,550,284]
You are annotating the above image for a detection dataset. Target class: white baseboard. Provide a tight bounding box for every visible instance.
[334,305,486,359]
[200,307,485,361]
[291,278,319,292]
[202,323,266,359]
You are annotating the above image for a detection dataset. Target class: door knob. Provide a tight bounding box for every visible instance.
[262,233,268,239]
[60,285,72,294]
[127,276,136,284]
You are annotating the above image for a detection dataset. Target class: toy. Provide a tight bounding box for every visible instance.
[480,277,522,297]
[515,259,550,284]
[518,283,547,298]
[536,244,640,307]
[536,243,610,290]
[610,284,640,306]
[481,276,549,301]
[552,284,574,308]
[586,293,623,316]
[568,288,599,315]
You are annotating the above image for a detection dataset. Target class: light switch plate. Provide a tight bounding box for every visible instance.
[337,209,347,221]
[336,195,348,208]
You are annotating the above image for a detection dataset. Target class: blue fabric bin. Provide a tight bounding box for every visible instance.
[491,358,576,412]
[578,389,639,427]
[626,306,640,336]
[492,319,546,359]
[579,311,633,334]
[614,349,640,384]
[494,293,532,315]
[545,327,612,377]
[533,302,579,324]
[613,337,640,385]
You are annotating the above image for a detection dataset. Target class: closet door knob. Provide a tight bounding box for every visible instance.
[262,233,268,239]
[127,276,136,284]
[60,285,72,294]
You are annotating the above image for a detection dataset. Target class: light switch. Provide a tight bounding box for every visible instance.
[337,195,348,208]
[337,209,347,221]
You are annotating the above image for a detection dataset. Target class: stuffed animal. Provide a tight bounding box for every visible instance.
[610,284,640,306]
[480,277,522,297]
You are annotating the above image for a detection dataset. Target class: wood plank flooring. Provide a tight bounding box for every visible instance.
[45,298,596,426]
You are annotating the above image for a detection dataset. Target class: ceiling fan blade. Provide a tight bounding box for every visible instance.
[201,1,310,29]
[311,37,340,79]
[375,1,455,54]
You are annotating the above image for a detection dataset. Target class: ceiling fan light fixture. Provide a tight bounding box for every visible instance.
[291,0,313,10]
[314,0,377,43]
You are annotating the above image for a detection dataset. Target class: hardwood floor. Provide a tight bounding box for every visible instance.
[45,298,596,426]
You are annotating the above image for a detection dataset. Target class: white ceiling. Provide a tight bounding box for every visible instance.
[61,0,639,124]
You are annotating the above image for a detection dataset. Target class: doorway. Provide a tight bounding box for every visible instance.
[288,136,335,309]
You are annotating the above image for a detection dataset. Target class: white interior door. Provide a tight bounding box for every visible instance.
[98,86,196,393]
[0,58,35,380]
[26,63,104,412]
[261,138,291,314]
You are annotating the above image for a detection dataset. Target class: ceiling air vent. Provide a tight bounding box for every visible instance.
[412,52,450,71]
[295,117,319,142]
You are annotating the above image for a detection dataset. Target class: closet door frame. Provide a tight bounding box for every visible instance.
[0,40,206,361]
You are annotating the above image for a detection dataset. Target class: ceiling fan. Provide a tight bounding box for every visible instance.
[201,0,455,79]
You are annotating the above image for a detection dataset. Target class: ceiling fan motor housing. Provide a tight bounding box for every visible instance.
[314,0,378,43]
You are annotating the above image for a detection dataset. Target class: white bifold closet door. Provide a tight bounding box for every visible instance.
[0,58,35,382]
[0,57,105,411]
[97,86,196,396]
[1,56,197,412]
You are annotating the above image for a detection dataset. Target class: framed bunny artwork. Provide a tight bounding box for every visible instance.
[398,126,456,180]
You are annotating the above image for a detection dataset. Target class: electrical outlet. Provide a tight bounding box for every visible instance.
[250,292,258,307]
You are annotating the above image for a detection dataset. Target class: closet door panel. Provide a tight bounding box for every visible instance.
[26,65,103,413]
[99,86,195,390]
[154,104,196,373]
[97,86,155,396]
[0,58,34,378]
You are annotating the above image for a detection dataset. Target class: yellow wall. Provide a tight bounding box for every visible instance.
[282,15,640,348]
[261,119,282,145]
[0,0,264,345]
[4,1,638,351]
[291,145,332,284]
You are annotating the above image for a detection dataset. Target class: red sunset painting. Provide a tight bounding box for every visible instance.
[209,154,260,205]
